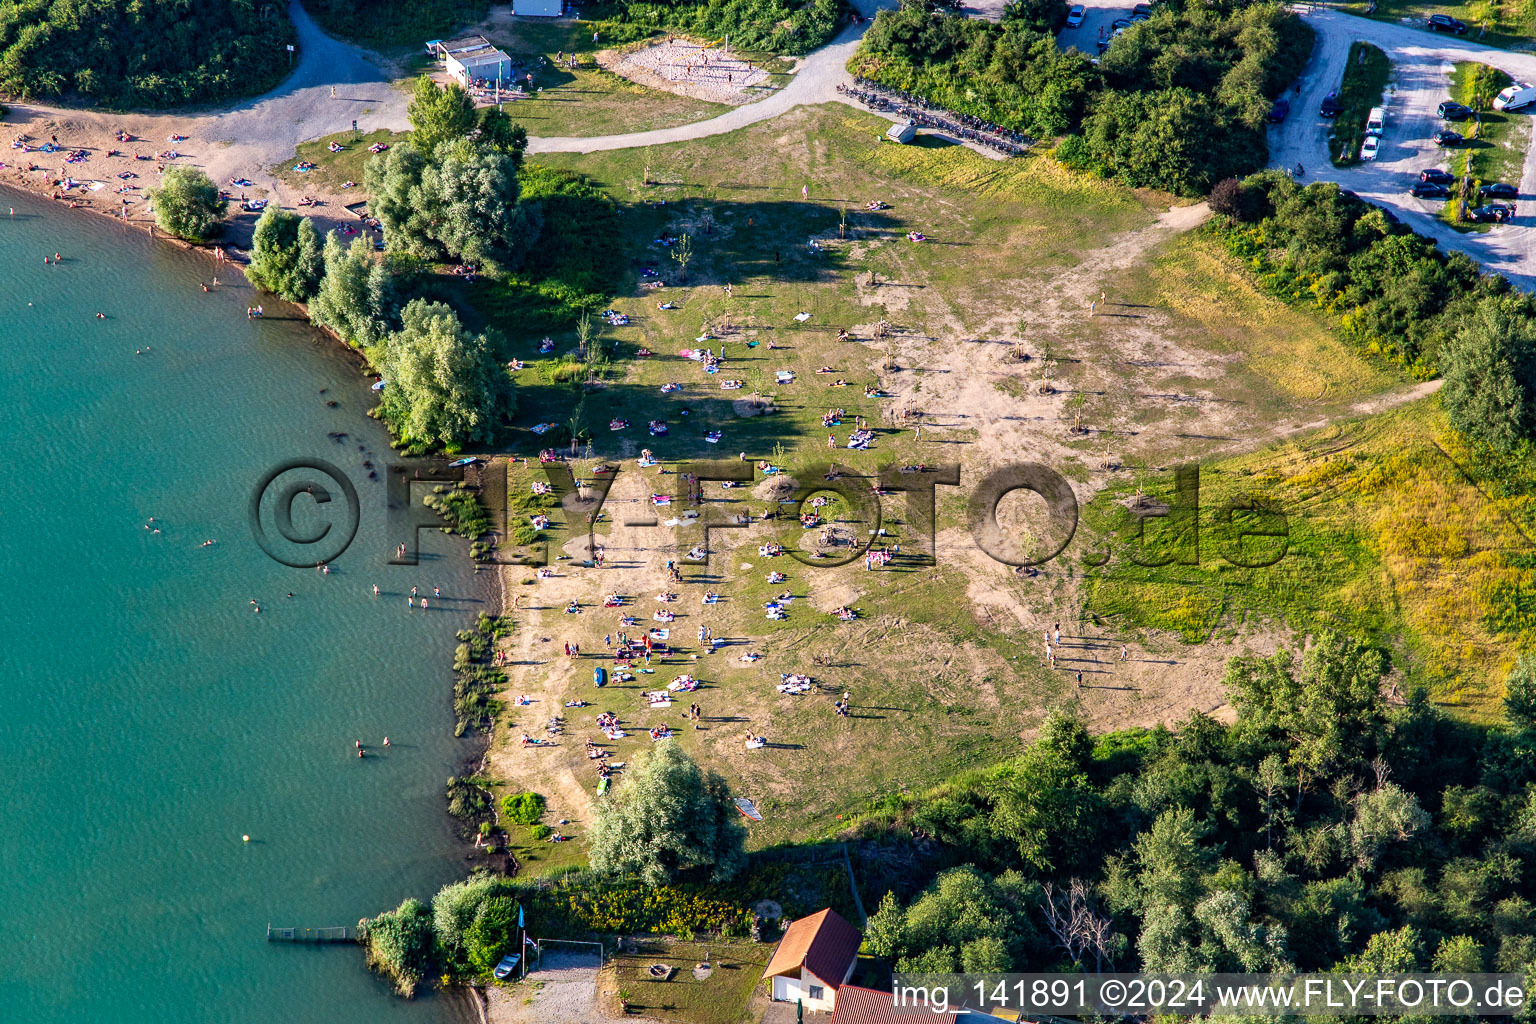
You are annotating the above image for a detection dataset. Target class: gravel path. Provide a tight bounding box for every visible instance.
[485,950,613,1024]
[1268,6,1536,286]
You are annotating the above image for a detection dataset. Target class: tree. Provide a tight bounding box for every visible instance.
[377,299,510,452]
[309,235,405,347]
[246,207,324,301]
[1506,654,1536,731]
[408,75,477,153]
[1226,631,1387,787]
[1080,87,1256,197]
[588,743,746,885]
[475,108,530,166]
[366,141,540,269]
[147,165,223,241]
[672,233,695,281]
[1348,783,1429,871]
[865,866,1039,973]
[1442,297,1536,453]
[363,897,436,997]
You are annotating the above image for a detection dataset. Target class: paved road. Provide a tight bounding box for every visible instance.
[1056,0,1135,56]
[526,0,898,155]
[1270,6,1536,286]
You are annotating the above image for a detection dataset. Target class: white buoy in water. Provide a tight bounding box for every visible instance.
[242,834,250,843]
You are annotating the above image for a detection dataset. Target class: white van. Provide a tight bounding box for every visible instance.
[1495,83,1536,111]
[1366,107,1385,135]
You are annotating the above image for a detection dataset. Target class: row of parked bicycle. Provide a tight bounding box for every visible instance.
[838,79,1030,156]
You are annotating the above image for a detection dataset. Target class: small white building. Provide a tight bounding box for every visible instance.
[762,908,862,1013]
[513,0,563,16]
[432,35,514,88]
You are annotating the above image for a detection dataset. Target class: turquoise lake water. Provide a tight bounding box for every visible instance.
[0,191,483,1022]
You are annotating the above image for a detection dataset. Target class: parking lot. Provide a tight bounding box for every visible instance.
[1268,7,1536,285]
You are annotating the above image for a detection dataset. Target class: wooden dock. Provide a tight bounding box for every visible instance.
[267,924,358,944]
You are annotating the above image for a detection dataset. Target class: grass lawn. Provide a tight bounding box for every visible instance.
[1439,62,1531,232]
[1330,42,1391,167]
[601,937,767,1024]
[487,63,730,138]
[1336,0,1536,51]
[1078,398,1535,717]
[461,103,1417,850]
[269,129,407,197]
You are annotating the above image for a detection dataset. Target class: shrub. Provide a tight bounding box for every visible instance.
[147,166,223,242]
[362,898,436,997]
[530,824,554,840]
[502,791,546,825]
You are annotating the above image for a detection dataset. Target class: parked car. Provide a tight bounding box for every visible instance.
[1366,107,1385,135]
[1420,168,1455,183]
[1066,3,1086,26]
[1471,203,1513,223]
[1482,183,1520,199]
[1129,10,1150,20]
[1438,100,1472,120]
[1268,98,1290,123]
[1411,181,1450,198]
[1495,83,1536,111]
[1320,92,1341,118]
[1361,135,1381,160]
[1133,3,1153,13]
[1433,129,1464,146]
[1426,13,1468,32]
[1111,17,1133,30]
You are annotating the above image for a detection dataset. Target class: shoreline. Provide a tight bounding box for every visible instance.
[2,176,511,875]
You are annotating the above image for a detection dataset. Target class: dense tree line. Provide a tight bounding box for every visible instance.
[855,631,1536,978]
[585,0,847,56]
[852,0,1311,196]
[0,0,294,107]
[1210,172,1536,452]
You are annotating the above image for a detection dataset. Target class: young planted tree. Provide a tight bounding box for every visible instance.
[671,233,695,282]
[147,166,223,242]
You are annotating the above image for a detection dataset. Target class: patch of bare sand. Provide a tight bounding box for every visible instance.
[935,528,1283,732]
[598,40,772,106]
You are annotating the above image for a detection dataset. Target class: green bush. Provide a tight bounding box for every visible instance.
[853,3,1311,196]
[530,824,554,840]
[147,166,223,242]
[1211,173,1511,377]
[502,791,546,825]
[362,898,436,997]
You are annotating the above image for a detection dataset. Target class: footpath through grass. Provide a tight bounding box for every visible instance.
[1330,41,1391,167]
